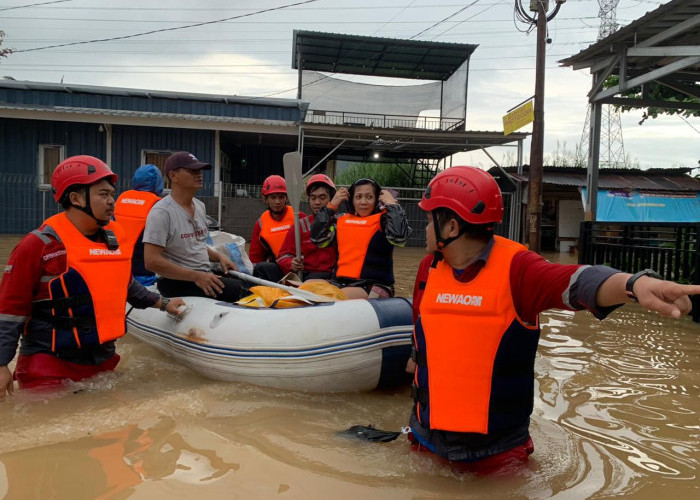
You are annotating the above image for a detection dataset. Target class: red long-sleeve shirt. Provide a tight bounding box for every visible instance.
[276,213,337,275]
[412,239,622,325]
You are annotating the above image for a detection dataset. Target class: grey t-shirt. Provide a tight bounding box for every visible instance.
[143,195,211,274]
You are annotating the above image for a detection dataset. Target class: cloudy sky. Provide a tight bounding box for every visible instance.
[0,0,697,170]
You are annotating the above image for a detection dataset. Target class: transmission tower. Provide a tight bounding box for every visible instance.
[579,0,627,168]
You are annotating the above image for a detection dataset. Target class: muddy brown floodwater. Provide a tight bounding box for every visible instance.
[0,247,698,499]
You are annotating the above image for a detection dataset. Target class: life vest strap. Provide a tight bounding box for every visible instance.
[411,347,427,367]
[31,311,96,330]
[48,294,93,310]
[410,384,429,407]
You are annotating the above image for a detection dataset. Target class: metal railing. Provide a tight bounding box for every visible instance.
[304,109,465,131]
[579,221,699,321]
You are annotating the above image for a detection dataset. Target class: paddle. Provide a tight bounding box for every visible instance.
[228,270,335,303]
[283,151,304,260]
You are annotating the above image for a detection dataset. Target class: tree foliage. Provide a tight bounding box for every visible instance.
[335,162,428,187]
[0,31,12,60]
[605,75,699,120]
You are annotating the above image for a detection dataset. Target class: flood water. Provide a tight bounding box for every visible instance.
[0,248,698,499]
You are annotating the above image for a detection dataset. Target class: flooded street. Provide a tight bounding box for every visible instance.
[0,247,698,499]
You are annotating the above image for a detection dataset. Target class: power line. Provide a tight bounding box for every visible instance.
[13,0,322,53]
[0,0,71,12]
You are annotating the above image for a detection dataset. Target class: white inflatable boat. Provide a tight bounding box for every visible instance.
[126,296,414,392]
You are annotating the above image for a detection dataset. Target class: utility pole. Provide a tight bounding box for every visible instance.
[528,2,547,253]
[514,0,565,253]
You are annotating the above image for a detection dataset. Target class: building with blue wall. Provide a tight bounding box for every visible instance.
[0,79,307,233]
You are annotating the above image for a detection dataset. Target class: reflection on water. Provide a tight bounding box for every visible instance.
[0,249,698,499]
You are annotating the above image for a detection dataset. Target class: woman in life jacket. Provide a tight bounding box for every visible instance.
[310,178,411,299]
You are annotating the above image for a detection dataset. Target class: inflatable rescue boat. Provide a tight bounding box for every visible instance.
[126,295,413,392]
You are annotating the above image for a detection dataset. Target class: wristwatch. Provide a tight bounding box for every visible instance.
[159,297,171,311]
[625,269,662,300]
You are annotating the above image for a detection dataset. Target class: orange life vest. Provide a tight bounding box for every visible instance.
[259,206,294,258]
[417,236,537,434]
[43,213,132,350]
[335,211,393,283]
[114,189,161,249]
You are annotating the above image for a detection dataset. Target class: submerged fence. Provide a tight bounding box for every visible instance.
[579,221,700,322]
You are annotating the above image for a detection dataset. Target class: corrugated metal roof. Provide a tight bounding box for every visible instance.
[559,0,700,69]
[0,79,307,123]
[292,30,477,81]
[0,103,300,127]
[501,167,700,192]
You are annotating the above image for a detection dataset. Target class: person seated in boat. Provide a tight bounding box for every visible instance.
[143,151,248,302]
[310,178,412,299]
[249,174,299,283]
[407,165,700,474]
[276,174,338,281]
[114,164,163,286]
[0,156,186,399]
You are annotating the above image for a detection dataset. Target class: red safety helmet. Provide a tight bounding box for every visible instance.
[261,175,287,196]
[51,155,118,202]
[418,166,503,224]
[305,174,336,197]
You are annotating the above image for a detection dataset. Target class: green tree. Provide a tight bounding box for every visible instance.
[605,75,699,121]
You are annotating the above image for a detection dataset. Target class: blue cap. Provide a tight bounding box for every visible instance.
[132,164,163,195]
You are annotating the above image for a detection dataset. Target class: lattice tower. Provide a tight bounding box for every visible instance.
[579,0,627,168]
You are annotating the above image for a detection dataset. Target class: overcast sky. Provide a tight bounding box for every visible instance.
[0,0,697,171]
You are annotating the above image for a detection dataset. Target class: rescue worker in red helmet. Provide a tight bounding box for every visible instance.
[408,166,700,473]
[311,177,412,299]
[276,174,338,281]
[250,174,299,282]
[0,156,185,399]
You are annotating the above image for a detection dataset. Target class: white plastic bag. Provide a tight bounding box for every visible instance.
[206,231,254,274]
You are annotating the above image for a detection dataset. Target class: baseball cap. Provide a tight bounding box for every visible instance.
[164,151,212,175]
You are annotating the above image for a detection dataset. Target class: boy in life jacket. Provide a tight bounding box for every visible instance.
[311,178,412,299]
[408,166,700,473]
[114,164,163,286]
[276,174,338,281]
[0,156,186,399]
[250,174,300,283]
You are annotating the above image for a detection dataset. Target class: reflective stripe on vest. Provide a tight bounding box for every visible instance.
[259,206,294,258]
[418,236,529,434]
[44,213,132,346]
[335,211,384,280]
[114,190,161,248]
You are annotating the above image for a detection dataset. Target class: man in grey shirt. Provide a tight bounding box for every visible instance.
[143,151,248,301]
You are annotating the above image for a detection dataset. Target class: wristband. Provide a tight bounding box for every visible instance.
[326,202,338,211]
[159,297,171,311]
[625,269,662,300]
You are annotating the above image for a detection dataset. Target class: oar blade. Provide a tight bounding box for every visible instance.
[283,151,303,212]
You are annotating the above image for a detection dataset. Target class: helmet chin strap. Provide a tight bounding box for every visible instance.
[432,212,466,251]
[72,186,110,227]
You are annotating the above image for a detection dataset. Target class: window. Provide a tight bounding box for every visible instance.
[142,150,175,189]
[38,144,65,189]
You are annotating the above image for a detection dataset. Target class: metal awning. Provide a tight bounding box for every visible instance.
[558,0,700,109]
[292,30,477,81]
[558,0,700,222]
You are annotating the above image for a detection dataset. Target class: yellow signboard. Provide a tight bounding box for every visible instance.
[503,100,534,136]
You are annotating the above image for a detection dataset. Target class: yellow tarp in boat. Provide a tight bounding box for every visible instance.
[237,282,347,308]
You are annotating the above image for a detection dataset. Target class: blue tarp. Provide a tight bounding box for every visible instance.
[582,188,700,222]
